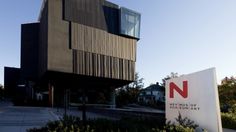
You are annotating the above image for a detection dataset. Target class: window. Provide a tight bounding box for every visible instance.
[120,7,141,39]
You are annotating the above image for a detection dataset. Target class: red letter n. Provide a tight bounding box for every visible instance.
[169,81,188,98]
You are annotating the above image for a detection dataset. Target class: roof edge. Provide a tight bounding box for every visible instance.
[38,0,47,21]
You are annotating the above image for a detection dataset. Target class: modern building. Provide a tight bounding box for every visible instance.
[4,67,21,98]
[4,0,141,107]
[138,83,165,104]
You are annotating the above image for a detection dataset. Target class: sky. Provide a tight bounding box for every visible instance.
[1,0,236,87]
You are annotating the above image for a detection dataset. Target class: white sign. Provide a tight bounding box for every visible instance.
[165,68,222,132]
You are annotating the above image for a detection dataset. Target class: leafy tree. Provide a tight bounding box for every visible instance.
[128,73,144,89]
[116,73,144,107]
[218,76,236,111]
[0,84,4,98]
[161,72,179,87]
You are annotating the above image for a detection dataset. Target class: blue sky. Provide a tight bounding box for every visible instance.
[1,0,236,87]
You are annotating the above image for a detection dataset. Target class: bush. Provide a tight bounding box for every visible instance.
[28,115,94,132]
[221,104,236,130]
[28,114,203,132]
[228,104,236,113]
[160,112,206,132]
[28,115,165,132]
[221,112,236,130]
[85,116,166,132]
[174,112,198,128]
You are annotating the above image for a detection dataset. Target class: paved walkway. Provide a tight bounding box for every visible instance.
[224,128,236,132]
[0,101,116,132]
[0,105,57,132]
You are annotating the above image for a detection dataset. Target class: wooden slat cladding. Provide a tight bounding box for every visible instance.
[76,50,135,81]
[72,23,137,61]
[64,0,107,31]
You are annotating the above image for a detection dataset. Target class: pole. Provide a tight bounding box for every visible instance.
[82,87,86,126]
[64,88,67,117]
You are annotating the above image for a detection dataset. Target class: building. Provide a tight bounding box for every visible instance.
[4,0,141,107]
[138,83,165,104]
[4,67,21,98]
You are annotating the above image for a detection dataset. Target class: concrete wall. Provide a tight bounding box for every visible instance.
[47,0,73,73]
[38,1,49,78]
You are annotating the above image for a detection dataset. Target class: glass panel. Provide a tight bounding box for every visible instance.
[120,7,141,39]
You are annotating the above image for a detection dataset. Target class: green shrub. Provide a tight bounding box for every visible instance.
[86,116,165,132]
[160,112,208,132]
[174,112,198,128]
[221,104,236,130]
[229,104,236,113]
[221,112,236,130]
[28,114,204,132]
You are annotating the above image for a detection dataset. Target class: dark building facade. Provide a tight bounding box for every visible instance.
[4,67,21,98]
[5,0,141,107]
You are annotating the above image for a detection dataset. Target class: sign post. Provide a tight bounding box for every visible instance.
[165,68,222,132]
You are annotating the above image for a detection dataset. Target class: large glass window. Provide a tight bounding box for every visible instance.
[120,7,141,39]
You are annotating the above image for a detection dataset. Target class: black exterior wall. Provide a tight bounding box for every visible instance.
[4,67,21,98]
[21,23,40,81]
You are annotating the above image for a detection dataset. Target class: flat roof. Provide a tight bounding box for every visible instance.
[37,0,140,21]
[38,0,118,21]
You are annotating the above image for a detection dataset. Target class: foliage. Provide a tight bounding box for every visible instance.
[152,125,207,132]
[221,112,236,130]
[28,115,94,132]
[161,72,179,87]
[162,125,195,132]
[87,117,165,132]
[28,115,165,132]
[218,76,236,130]
[0,84,4,99]
[228,104,236,113]
[218,76,236,111]
[221,103,236,130]
[174,112,198,128]
[161,112,206,132]
[28,113,205,132]
[128,73,144,89]
[116,73,144,107]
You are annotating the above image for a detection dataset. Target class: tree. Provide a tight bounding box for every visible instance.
[0,84,4,99]
[128,73,144,89]
[221,76,236,86]
[218,76,236,111]
[161,72,179,87]
[116,73,144,107]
